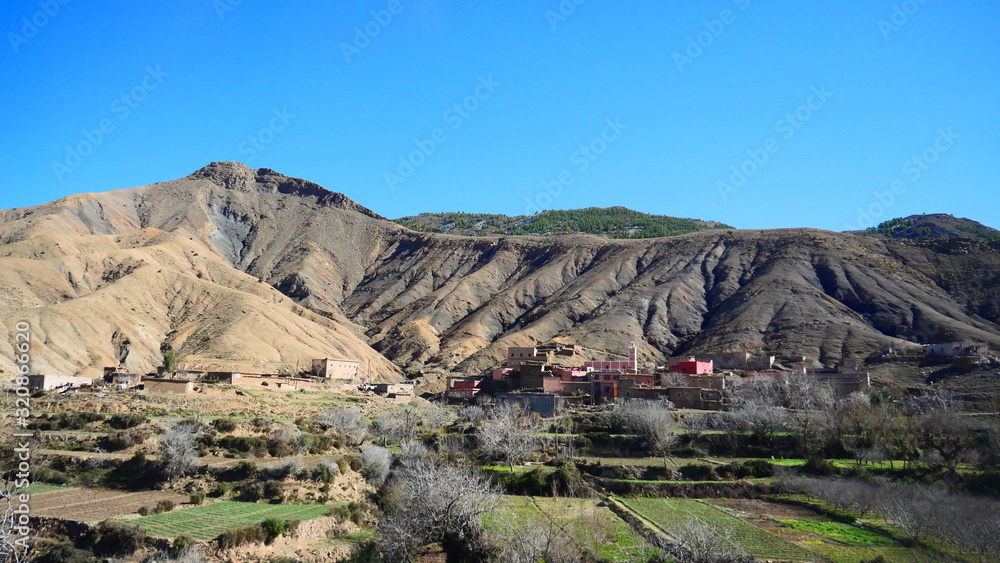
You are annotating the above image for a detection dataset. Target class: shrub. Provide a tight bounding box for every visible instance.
[138,506,150,516]
[212,417,238,433]
[172,535,197,557]
[208,483,228,498]
[308,434,337,454]
[312,459,340,483]
[35,542,92,563]
[98,431,146,452]
[348,457,363,472]
[330,504,351,523]
[678,464,718,481]
[154,499,176,514]
[263,480,283,499]
[107,413,148,429]
[88,521,147,556]
[190,492,206,505]
[217,524,265,550]
[261,517,286,545]
[229,460,259,481]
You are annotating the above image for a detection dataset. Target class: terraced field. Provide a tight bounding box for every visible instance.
[132,501,334,541]
[621,498,817,562]
[489,496,656,562]
[30,487,189,523]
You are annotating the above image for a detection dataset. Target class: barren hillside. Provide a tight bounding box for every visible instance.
[2,162,999,382]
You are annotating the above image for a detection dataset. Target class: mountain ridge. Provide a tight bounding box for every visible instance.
[1,163,999,385]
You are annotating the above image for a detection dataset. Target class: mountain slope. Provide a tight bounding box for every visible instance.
[1,162,999,381]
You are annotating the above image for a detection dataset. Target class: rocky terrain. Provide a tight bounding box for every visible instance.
[2,162,999,385]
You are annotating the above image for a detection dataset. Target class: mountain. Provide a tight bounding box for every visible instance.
[393,208,733,239]
[862,214,1000,241]
[2,162,999,383]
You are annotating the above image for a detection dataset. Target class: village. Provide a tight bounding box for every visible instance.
[23,339,995,420]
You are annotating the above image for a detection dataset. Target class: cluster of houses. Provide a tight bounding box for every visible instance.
[447,342,878,417]
[447,343,730,416]
[26,356,419,400]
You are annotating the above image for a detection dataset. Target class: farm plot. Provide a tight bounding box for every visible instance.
[621,498,816,562]
[489,496,655,563]
[133,501,334,541]
[708,499,918,562]
[30,487,189,523]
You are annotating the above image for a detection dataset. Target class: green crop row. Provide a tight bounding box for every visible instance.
[133,501,334,541]
[622,498,814,561]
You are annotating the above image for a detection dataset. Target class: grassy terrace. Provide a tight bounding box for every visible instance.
[486,496,655,562]
[132,501,336,541]
[621,498,815,561]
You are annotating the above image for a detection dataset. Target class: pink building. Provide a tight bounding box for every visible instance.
[584,342,639,372]
[670,360,713,375]
[492,367,514,381]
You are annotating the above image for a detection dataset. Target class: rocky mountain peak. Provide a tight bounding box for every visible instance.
[189,162,386,220]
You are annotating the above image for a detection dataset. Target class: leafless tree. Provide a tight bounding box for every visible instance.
[662,372,691,387]
[417,404,456,430]
[273,424,307,455]
[908,389,972,474]
[0,478,36,563]
[316,407,368,445]
[360,445,393,486]
[725,377,789,444]
[495,505,590,563]
[377,458,501,562]
[611,398,679,468]
[160,420,202,478]
[655,518,751,563]
[476,401,543,472]
[372,406,421,446]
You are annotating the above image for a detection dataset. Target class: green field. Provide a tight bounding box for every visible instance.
[621,498,815,561]
[488,496,655,562]
[132,501,334,541]
[783,520,895,546]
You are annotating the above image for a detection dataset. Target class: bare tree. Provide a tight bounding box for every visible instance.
[726,377,789,444]
[1,478,36,563]
[495,507,589,563]
[360,445,394,486]
[377,459,501,562]
[611,398,679,468]
[476,402,543,472]
[372,406,421,446]
[417,404,456,430]
[160,420,202,478]
[908,389,972,475]
[656,518,751,563]
[316,407,368,445]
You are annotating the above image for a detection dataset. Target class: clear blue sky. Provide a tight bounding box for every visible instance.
[2,1,998,231]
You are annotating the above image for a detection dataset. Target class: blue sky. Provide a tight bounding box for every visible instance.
[2,1,998,231]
